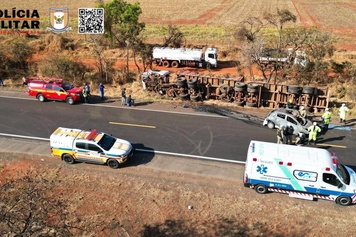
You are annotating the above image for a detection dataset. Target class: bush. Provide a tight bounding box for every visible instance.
[331,60,346,74]
[38,55,87,84]
[336,85,346,99]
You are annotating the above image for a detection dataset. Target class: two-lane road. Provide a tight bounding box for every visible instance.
[0,95,355,166]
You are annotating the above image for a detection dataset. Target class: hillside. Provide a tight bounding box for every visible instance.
[1,152,356,236]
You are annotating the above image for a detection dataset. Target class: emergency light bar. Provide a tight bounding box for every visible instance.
[86,129,97,140]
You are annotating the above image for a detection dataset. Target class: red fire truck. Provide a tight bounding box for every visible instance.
[26,77,83,105]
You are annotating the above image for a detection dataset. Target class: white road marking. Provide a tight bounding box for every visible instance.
[0,133,244,164]
[0,95,225,118]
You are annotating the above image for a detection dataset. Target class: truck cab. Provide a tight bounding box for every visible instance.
[204,48,218,68]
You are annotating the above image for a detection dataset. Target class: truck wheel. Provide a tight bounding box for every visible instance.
[234,101,245,106]
[63,154,75,164]
[302,86,315,95]
[288,85,302,94]
[246,102,257,107]
[247,83,259,93]
[66,97,74,105]
[178,93,190,101]
[37,94,46,102]
[190,95,200,102]
[171,61,179,68]
[107,159,120,169]
[162,61,170,68]
[176,77,187,87]
[187,78,197,88]
[336,196,352,206]
[234,83,246,92]
[255,184,268,194]
[267,121,275,129]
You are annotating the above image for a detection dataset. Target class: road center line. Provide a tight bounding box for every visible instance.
[317,143,347,149]
[109,121,156,129]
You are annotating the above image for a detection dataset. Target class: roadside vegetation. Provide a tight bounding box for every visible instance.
[1,2,355,99]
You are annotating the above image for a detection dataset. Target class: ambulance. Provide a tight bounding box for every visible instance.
[243,140,356,206]
[50,127,134,169]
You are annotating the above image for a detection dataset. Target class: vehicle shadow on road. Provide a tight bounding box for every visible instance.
[132,101,153,107]
[318,136,346,143]
[121,143,155,167]
[345,118,356,127]
[84,95,116,104]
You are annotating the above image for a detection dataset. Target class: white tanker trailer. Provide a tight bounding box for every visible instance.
[152,47,218,69]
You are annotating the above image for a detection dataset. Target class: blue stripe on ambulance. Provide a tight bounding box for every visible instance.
[249,179,294,190]
[248,179,354,197]
[304,187,354,197]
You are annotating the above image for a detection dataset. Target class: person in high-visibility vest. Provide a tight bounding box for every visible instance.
[287,98,294,110]
[82,87,88,103]
[339,103,349,123]
[308,122,321,145]
[322,108,332,132]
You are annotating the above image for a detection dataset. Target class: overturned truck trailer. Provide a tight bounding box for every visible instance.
[141,70,328,111]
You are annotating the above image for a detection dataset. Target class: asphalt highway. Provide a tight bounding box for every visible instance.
[0,93,355,167]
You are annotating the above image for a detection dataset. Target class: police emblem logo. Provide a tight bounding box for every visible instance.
[47,8,72,33]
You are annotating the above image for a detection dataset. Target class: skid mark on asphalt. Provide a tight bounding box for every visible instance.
[109,121,156,129]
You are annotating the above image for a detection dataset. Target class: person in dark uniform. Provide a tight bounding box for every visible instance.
[283,123,294,145]
[126,95,134,107]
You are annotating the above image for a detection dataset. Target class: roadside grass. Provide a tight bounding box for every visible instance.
[2,154,356,236]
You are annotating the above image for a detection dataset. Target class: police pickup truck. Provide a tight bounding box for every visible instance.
[50,127,134,169]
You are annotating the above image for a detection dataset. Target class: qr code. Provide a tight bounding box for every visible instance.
[78,8,104,34]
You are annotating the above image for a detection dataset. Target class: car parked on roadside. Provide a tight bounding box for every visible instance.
[263,108,312,135]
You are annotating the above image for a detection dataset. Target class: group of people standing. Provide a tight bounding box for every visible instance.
[277,123,295,145]
[81,83,134,106]
[82,82,104,103]
[82,83,91,103]
[121,88,134,106]
[277,103,350,146]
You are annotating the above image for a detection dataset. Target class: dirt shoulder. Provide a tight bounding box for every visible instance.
[1,151,355,237]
